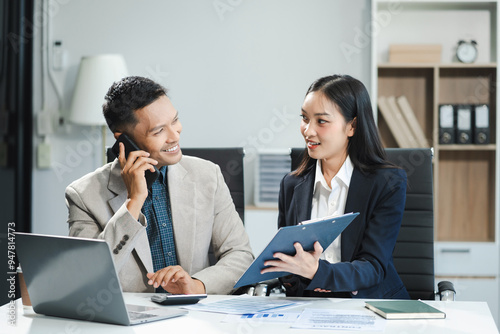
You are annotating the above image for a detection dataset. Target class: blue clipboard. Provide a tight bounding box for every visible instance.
[234,212,359,288]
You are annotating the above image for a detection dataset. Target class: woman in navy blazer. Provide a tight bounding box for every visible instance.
[261,75,410,299]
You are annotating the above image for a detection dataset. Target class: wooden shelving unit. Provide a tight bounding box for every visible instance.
[372,0,499,324]
[378,62,497,242]
[377,64,435,148]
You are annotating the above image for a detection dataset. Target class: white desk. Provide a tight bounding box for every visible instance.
[2,294,498,334]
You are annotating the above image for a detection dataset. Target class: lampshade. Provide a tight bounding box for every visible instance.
[68,54,128,125]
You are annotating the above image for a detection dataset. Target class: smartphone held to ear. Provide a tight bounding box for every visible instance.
[111,134,160,188]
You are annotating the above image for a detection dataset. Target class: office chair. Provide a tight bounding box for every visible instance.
[287,147,455,301]
[384,148,455,300]
[180,148,245,223]
[181,147,254,295]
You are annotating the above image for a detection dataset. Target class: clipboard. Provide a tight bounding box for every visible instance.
[234,212,360,288]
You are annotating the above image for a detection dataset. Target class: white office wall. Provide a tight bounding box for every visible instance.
[32,0,372,235]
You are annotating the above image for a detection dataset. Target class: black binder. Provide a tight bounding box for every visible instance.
[439,105,455,144]
[456,105,473,144]
[473,104,490,144]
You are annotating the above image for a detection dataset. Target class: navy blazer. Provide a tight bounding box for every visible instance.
[278,163,410,299]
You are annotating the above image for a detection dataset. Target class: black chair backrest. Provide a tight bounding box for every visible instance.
[385,148,435,300]
[182,148,245,268]
[181,148,245,223]
[289,147,435,300]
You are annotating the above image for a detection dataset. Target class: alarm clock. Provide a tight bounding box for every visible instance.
[456,40,478,63]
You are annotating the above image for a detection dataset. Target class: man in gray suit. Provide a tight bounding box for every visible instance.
[65,76,254,295]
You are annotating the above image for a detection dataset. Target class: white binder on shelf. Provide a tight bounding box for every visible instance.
[473,104,490,144]
[456,105,473,144]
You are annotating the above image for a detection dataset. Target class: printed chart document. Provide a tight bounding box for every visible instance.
[183,295,308,315]
[234,212,359,288]
[292,308,386,331]
[222,312,301,324]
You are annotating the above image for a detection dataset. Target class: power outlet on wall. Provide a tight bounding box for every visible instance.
[37,142,51,169]
[52,40,67,71]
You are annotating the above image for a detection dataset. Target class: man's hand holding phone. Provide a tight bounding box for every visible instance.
[116,141,158,220]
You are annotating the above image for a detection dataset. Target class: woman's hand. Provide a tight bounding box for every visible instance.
[260,241,323,280]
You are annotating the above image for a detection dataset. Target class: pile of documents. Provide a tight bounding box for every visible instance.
[184,296,386,331]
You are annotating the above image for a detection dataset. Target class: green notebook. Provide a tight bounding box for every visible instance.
[365,300,446,320]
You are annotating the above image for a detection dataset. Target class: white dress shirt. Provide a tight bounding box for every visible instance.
[309,156,353,263]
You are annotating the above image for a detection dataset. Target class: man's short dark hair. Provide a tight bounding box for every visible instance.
[102,76,168,133]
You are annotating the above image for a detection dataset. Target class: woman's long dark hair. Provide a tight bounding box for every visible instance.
[293,74,393,176]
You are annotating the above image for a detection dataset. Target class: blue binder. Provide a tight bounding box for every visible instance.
[234,212,360,288]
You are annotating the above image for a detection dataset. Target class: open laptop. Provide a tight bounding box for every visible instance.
[15,232,188,326]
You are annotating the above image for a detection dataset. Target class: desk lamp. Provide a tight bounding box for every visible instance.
[68,54,128,164]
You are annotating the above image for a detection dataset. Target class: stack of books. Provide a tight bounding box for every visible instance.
[377,95,430,148]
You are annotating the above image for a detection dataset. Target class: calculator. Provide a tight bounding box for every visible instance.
[151,293,207,305]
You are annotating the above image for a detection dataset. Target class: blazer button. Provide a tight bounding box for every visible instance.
[123,235,129,241]
[113,249,119,254]
[120,240,126,246]
[117,244,122,250]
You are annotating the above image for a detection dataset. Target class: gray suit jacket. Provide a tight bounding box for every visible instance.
[65,155,254,294]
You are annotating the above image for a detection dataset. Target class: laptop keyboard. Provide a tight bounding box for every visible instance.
[128,311,158,320]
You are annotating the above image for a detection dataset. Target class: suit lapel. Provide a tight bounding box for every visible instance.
[167,161,196,273]
[106,160,153,273]
[342,169,372,261]
[107,160,128,212]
